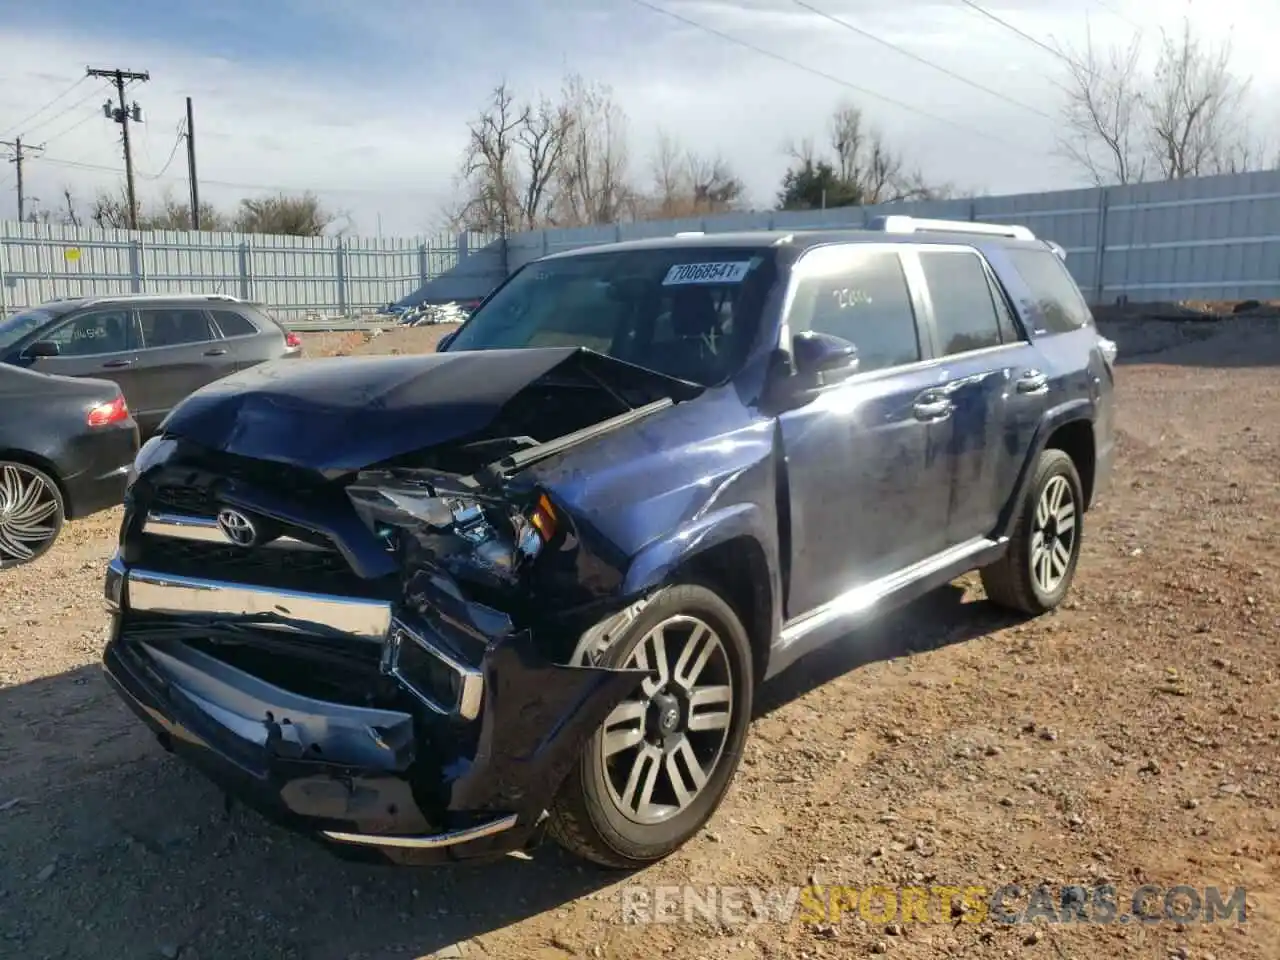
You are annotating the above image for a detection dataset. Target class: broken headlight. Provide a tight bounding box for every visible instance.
[346,473,558,582]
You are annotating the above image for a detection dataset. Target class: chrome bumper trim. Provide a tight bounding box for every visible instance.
[124,566,393,643]
[143,511,329,552]
[321,813,519,850]
[383,619,484,721]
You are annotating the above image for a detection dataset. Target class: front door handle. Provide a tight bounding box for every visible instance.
[101,358,133,369]
[1016,370,1049,394]
[913,396,953,421]
[204,348,228,357]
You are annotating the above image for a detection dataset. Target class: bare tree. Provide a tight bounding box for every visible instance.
[645,128,745,218]
[555,74,634,226]
[1056,25,1146,185]
[457,82,525,235]
[61,187,80,227]
[88,185,318,234]
[1057,17,1260,184]
[234,192,332,235]
[778,102,950,210]
[452,82,575,233]
[1146,20,1253,179]
[517,95,573,229]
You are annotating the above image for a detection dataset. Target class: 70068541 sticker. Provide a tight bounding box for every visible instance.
[662,261,753,285]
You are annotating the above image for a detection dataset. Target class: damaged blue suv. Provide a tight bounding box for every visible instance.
[102,216,1116,868]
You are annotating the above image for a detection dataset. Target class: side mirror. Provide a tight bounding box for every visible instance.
[24,340,60,359]
[436,331,457,352]
[791,331,858,385]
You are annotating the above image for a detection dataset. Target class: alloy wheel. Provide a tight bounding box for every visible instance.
[1030,474,1076,595]
[599,615,735,825]
[0,464,62,565]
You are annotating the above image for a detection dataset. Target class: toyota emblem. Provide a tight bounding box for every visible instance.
[216,508,258,547]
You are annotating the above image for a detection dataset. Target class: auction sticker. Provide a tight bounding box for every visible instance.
[662,261,753,285]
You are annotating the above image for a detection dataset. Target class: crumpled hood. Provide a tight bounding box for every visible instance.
[159,346,701,474]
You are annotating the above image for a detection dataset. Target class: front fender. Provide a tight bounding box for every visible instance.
[996,398,1095,540]
[622,500,779,598]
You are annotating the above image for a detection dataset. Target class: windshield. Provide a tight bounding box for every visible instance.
[0,308,57,353]
[446,246,780,386]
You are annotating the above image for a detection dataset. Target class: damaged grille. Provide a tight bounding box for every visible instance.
[133,534,382,597]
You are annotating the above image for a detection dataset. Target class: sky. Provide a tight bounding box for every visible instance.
[0,0,1276,237]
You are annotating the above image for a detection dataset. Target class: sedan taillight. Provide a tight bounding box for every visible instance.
[87,395,130,427]
[285,331,301,349]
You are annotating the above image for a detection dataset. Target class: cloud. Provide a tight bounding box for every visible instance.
[0,0,1275,236]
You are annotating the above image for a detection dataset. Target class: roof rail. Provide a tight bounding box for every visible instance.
[867,215,1036,241]
[83,293,244,303]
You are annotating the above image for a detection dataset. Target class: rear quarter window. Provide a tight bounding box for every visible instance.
[1005,247,1094,335]
[210,309,259,337]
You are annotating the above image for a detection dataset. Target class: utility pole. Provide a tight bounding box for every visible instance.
[185,97,200,230]
[1,137,44,222]
[87,65,150,230]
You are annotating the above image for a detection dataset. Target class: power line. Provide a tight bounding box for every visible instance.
[0,76,88,140]
[38,152,400,195]
[8,83,110,142]
[952,0,1070,63]
[625,0,1033,152]
[1091,0,1142,30]
[39,107,104,149]
[144,120,187,180]
[788,0,1054,120]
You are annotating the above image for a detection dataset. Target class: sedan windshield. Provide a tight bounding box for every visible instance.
[0,308,56,354]
[446,246,780,386]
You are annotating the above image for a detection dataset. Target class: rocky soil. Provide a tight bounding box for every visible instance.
[0,317,1276,959]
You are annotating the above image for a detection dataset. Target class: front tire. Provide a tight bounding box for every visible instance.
[549,583,754,869]
[980,448,1084,615]
[0,461,65,568]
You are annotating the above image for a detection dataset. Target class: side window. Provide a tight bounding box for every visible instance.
[918,250,1003,356]
[1005,247,1094,334]
[790,249,920,373]
[138,308,216,348]
[210,309,258,337]
[46,310,132,356]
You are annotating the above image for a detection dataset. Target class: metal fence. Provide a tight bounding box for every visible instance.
[503,169,1280,304]
[0,222,492,319]
[5,170,1279,316]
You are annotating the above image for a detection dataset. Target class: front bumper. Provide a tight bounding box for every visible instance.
[102,555,644,864]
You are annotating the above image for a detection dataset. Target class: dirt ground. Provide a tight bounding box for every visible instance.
[2,316,1278,959]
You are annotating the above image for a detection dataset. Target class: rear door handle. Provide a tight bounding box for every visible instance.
[204,348,228,357]
[913,395,953,421]
[101,358,133,369]
[1015,370,1049,394]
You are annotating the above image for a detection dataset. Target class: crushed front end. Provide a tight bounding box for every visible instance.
[101,433,645,865]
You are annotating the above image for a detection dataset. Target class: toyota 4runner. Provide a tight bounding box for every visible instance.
[102,216,1116,868]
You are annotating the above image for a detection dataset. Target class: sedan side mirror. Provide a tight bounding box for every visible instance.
[436,331,457,352]
[24,340,60,359]
[792,331,858,386]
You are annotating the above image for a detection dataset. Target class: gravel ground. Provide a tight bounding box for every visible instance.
[1,319,1277,959]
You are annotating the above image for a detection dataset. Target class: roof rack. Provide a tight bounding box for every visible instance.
[866,215,1036,241]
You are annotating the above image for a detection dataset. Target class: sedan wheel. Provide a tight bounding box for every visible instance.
[0,462,65,567]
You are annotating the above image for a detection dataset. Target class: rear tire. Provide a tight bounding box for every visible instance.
[549,583,753,869]
[0,461,65,569]
[980,449,1084,615]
